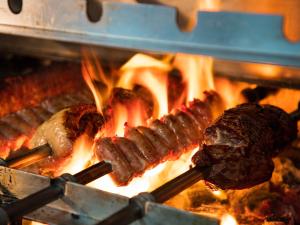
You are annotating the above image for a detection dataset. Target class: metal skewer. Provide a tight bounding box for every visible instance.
[0,160,113,225]
[0,144,52,169]
[96,166,210,225]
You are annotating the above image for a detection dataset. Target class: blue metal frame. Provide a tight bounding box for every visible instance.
[0,0,299,66]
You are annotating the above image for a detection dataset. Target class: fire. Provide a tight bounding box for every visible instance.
[81,59,104,113]
[173,53,215,102]
[113,104,128,137]
[117,54,170,118]
[60,134,94,175]
[214,78,249,109]
[89,148,198,197]
[77,50,276,223]
[220,214,238,225]
[78,51,219,198]
[81,48,114,113]
[260,88,300,113]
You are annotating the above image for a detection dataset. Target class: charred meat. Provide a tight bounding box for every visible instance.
[192,103,298,190]
[28,104,104,176]
[94,91,223,185]
[0,91,93,159]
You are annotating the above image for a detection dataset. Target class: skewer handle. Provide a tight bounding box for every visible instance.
[0,144,52,169]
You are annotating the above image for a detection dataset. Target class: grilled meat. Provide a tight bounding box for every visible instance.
[94,91,223,185]
[103,87,153,136]
[192,103,298,190]
[0,91,94,159]
[0,62,85,117]
[27,104,104,176]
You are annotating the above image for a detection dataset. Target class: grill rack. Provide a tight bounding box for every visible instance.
[0,166,218,225]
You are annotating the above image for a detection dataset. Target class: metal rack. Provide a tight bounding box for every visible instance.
[0,166,218,225]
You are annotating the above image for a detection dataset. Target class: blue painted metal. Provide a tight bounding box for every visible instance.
[0,0,299,66]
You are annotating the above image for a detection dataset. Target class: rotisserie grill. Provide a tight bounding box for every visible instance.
[0,1,300,225]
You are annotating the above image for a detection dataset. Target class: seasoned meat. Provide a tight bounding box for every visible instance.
[162,114,192,149]
[103,88,153,132]
[149,119,179,153]
[113,137,148,174]
[0,92,94,158]
[95,138,133,185]
[137,126,169,159]
[95,91,222,186]
[17,108,45,127]
[28,104,104,176]
[192,103,298,190]
[125,127,159,164]
[0,62,86,117]
[175,111,201,144]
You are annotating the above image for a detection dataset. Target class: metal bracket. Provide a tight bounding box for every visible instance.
[0,0,300,66]
[0,166,219,225]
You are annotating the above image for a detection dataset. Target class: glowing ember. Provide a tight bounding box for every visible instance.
[220,214,238,225]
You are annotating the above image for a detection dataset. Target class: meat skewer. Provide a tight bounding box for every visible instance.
[21,104,105,176]
[2,102,297,224]
[0,87,152,164]
[0,91,222,223]
[97,102,299,225]
[94,91,223,185]
[0,90,94,159]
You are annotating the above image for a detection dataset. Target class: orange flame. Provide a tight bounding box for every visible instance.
[118,54,171,118]
[220,214,238,225]
[89,148,198,197]
[173,53,215,101]
[81,60,103,113]
[81,48,114,113]
[60,134,94,175]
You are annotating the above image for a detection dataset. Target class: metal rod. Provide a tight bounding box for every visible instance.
[0,144,52,169]
[151,166,207,203]
[3,182,64,220]
[1,161,112,224]
[74,161,113,185]
[97,166,208,225]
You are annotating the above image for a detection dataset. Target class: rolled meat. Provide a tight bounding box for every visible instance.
[94,91,224,185]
